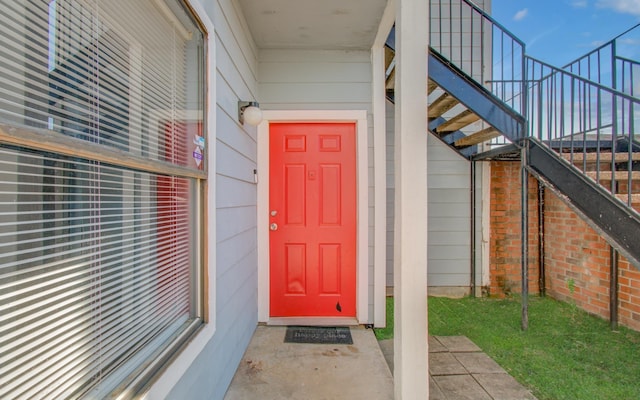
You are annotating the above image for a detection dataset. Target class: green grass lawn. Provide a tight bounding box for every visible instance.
[375,296,640,400]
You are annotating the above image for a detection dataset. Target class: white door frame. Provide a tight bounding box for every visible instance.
[257,110,369,325]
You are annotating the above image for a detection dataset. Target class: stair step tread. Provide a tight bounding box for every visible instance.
[428,93,459,119]
[385,47,395,70]
[386,68,395,90]
[586,171,640,180]
[436,110,481,133]
[428,80,438,95]
[385,47,395,91]
[562,152,640,163]
[454,127,500,147]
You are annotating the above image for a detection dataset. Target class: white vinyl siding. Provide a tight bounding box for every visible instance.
[386,107,472,288]
[386,100,395,286]
[259,49,372,110]
[427,135,471,286]
[0,1,205,398]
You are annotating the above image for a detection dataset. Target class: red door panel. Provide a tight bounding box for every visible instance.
[270,123,356,317]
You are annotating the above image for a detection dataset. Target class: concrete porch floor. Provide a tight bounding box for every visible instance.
[224,325,393,399]
[224,326,537,399]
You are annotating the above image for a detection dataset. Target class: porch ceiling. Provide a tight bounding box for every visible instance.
[237,0,389,49]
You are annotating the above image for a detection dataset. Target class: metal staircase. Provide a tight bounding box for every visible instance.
[385,0,640,268]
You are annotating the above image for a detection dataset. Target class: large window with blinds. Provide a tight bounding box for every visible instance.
[0,1,206,398]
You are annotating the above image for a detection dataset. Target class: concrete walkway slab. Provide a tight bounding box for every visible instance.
[432,375,493,400]
[435,335,482,352]
[429,336,448,353]
[378,338,394,373]
[380,336,538,400]
[224,325,393,400]
[473,373,537,400]
[429,376,447,400]
[454,352,505,374]
[429,352,468,376]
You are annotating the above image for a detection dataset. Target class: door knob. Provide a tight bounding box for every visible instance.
[270,223,278,231]
[270,210,278,217]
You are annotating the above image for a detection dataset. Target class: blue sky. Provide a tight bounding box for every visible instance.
[491,0,640,66]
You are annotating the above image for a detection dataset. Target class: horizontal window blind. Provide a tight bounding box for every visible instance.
[0,0,205,170]
[0,145,196,399]
[0,0,206,398]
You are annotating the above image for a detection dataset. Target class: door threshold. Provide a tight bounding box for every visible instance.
[267,317,359,326]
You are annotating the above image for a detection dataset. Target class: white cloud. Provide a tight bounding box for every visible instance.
[572,0,588,7]
[596,0,640,16]
[513,8,529,21]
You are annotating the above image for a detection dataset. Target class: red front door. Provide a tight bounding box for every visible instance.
[269,122,357,317]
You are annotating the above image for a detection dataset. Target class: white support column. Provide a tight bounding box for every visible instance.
[393,0,429,398]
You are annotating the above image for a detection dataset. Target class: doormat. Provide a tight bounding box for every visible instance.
[284,326,353,345]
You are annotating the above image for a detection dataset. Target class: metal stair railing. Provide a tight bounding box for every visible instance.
[562,23,640,97]
[424,0,640,267]
[524,55,640,209]
[429,0,525,116]
[428,0,639,206]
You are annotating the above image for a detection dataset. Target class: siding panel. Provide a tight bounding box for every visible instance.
[217,228,258,276]
[217,175,257,208]
[216,206,257,243]
[217,141,256,182]
[428,118,470,287]
[260,82,372,104]
[259,49,371,63]
[260,62,372,83]
[386,100,473,289]
[216,106,257,166]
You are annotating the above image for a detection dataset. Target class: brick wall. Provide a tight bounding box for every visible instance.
[489,161,539,297]
[544,194,640,331]
[544,195,611,316]
[619,259,640,330]
[489,161,640,331]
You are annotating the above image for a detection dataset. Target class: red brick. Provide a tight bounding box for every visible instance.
[489,161,640,333]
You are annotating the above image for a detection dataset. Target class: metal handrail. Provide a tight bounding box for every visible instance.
[525,55,640,207]
[562,23,640,97]
[529,56,640,102]
[429,0,526,115]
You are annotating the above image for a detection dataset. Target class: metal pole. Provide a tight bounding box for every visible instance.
[470,161,476,297]
[610,247,619,330]
[538,181,546,297]
[521,146,529,330]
